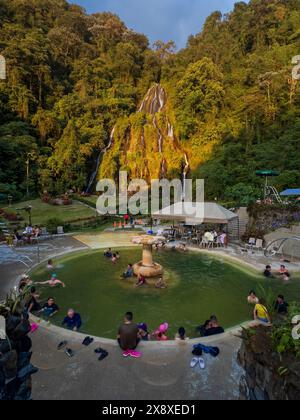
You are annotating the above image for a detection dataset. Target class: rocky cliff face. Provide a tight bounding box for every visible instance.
[238,326,300,400]
[99,84,189,181]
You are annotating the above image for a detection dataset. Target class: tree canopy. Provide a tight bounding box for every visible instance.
[0,0,299,204]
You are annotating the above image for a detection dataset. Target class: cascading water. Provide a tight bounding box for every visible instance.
[153,115,163,153]
[167,120,174,140]
[139,84,167,154]
[182,153,190,199]
[85,126,115,193]
[138,83,167,114]
[99,83,190,183]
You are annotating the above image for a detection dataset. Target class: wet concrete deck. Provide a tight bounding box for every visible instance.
[30,323,243,400]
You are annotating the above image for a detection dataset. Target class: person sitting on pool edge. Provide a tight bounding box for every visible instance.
[104,248,113,258]
[122,264,134,279]
[135,274,147,287]
[254,298,271,324]
[117,312,141,358]
[62,309,82,331]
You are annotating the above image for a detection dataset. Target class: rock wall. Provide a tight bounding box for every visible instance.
[0,311,38,400]
[238,327,300,400]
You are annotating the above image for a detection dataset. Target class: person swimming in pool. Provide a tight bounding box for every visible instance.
[36,273,66,288]
[104,248,113,258]
[138,323,150,341]
[122,264,134,279]
[247,290,259,304]
[47,259,54,270]
[135,274,147,287]
[155,277,167,289]
[152,322,169,341]
[278,265,291,281]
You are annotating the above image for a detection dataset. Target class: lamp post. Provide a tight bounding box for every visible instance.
[25,205,32,226]
[25,152,36,197]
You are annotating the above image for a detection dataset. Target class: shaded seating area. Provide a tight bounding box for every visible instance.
[152,202,238,249]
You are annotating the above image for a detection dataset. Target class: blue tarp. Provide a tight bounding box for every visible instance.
[280,189,300,196]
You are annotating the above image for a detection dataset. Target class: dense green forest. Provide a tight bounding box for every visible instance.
[0,0,300,204]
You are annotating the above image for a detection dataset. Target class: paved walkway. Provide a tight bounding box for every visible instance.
[0,237,87,299]
[73,230,141,249]
[30,323,243,400]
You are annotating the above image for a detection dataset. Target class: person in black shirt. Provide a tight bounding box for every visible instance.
[274,295,289,315]
[198,315,225,337]
[39,297,59,317]
[264,265,274,278]
[25,287,41,313]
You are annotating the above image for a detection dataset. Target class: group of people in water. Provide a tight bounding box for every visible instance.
[18,260,82,332]
[104,249,168,289]
[17,244,294,359]
[264,264,291,281]
[247,290,289,324]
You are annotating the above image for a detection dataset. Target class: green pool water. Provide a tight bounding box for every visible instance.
[30,248,300,339]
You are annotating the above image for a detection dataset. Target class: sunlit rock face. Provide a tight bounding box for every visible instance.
[0,55,6,80]
[99,83,189,181]
[138,84,167,114]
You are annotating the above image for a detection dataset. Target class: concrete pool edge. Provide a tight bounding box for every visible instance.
[30,313,255,347]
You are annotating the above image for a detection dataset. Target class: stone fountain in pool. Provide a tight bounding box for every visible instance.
[132,235,165,278]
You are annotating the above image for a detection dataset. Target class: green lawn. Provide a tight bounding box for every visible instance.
[2,198,97,226]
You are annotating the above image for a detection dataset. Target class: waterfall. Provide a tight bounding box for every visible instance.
[138,83,167,115]
[153,115,163,153]
[85,126,115,193]
[182,153,190,200]
[167,120,174,140]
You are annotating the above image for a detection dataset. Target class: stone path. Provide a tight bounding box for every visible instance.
[0,237,87,299]
[73,231,141,249]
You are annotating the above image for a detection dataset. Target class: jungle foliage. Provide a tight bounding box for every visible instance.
[0,0,300,204]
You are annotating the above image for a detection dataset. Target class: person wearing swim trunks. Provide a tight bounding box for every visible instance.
[36,273,66,288]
